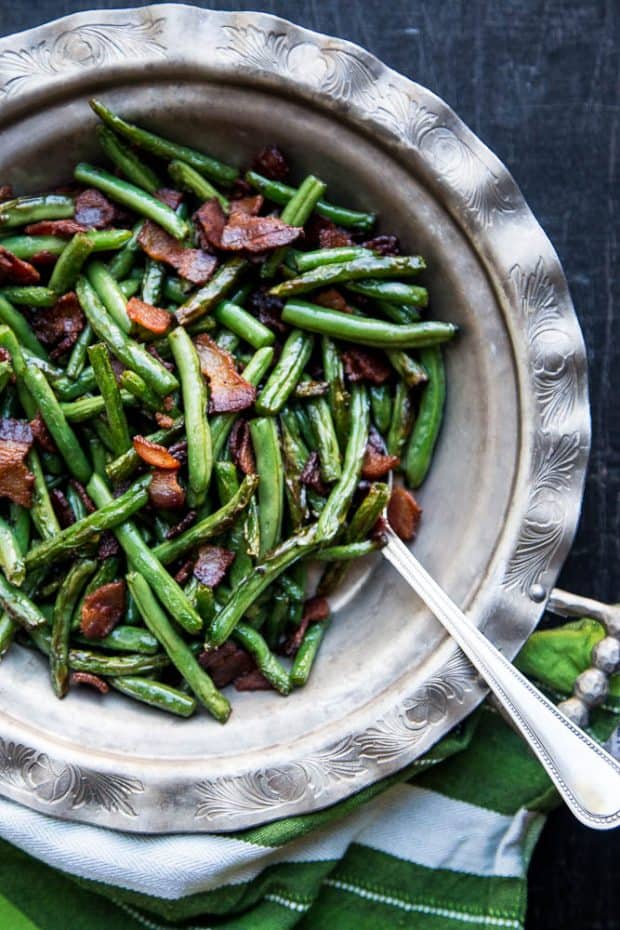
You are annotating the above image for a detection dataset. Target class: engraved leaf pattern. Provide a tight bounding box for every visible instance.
[0,18,166,97]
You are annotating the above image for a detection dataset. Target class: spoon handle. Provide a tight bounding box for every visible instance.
[382,527,620,830]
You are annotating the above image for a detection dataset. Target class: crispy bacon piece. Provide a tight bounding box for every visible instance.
[24,219,88,237]
[342,347,391,385]
[30,250,58,268]
[318,225,353,249]
[126,297,172,336]
[194,198,226,250]
[362,427,400,479]
[283,595,330,657]
[230,177,253,199]
[138,220,217,285]
[29,413,56,453]
[247,287,287,333]
[74,188,116,228]
[387,486,422,541]
[0,418,34,507]
[155,188,184,210]
[0,186,13,203]
[199,641,254,688]
[97,532,120,560]
[195,334,256,414]
[174,557,194,585]
[50,488,75,528]
[70,672,109,694]
[315,288,354,313]
[251,145,290,181]
[362,234,400,256]
[149,468,186,510]
[234,670,273,691]
[220,212,302,253]
[69,479,96,514]
[228,418,255,475]
[31,292,84,359]
[0,348,9,363]
[167,439,188,466]
[0,247,40,285]
[154,412,175,430]
[80,580,126,639]
[229,195,264,217]
[193,545,235,587]
[165,509,196,540]
[132,435,181,470]
[300,451,328,495]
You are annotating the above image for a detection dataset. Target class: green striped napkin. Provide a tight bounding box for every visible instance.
[0,618,617,930]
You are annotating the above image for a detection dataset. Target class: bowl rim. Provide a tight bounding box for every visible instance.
[0,4,590,833]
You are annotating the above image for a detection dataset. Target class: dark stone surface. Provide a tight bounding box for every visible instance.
[0,2,618,927]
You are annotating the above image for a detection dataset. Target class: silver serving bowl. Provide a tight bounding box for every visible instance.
[0,5,589,832]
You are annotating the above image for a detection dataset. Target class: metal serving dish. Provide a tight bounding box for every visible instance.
[0,5,589,832]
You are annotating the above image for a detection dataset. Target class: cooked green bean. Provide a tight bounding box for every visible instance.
[0,228,131,260]
[26,476,150,570]
[0,359,11,395]
[51,559,96,698]
[65,323,93,380]
[387,380,415,458]
[60,390,134,422]
[280,417,309,530]
[127,572,230,722]
[0,194,74,229]
[213,300,275,349]
[315,540,381,561]
[214,462,253,587]
[0,571,47,631]
[262,175,327,279]
[163,275,191,305]
[87,260,132,332]
[53,366,97,400]
[0,286,57,307]
[403,346,446,487]
[306,397,342,483]
[88,342,132,455]
[49,233,95,294]
[377,299,421,325]
[76,276,178,396]
[249,418,284,556]
[97,124,161,194]
[255,329,314,415]
[169,327,211,507]
[175,257,247,326]
[76,626,158,655]
[74,163,189,240]
[270,254,425,298]
[347,280,428,306]
[10,502,30,557]
[232,623,291,694]
[293,246,374,272]
[106,418,184,483]
[0,295,48,359]
[369,384,392,435]
[281,300,457,349]
[119,370,166,413]
[0,516,25,585]
[28,448,61,540]
[387,349,428,387]
[111,676,197,717]
[290,619,329,687]
[142,258,165,305]
[108,221,144,279]
[118,276,141,299]
[91,99,238,185]
[168,160,229,209]
[321,336,349,445]
[245,171,376,231]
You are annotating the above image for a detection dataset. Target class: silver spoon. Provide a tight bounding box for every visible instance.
[381,523,620,830]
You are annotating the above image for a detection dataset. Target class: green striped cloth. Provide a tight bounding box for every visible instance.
[0,618,617,930]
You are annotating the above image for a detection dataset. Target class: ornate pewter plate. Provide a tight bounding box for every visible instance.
[0,5,589,832]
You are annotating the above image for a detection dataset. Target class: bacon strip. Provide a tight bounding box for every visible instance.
[342,347,391,384]
[229,195,264,217]
[199,641,254,688]
[193,545,235,587]
[283,596,330,657]
[132,436,180,470]
[0,247,40,285]
[138,220,217,285]
[234,670,273,691]
[219,212,302,253]
[228,419,255,475]
[74,189,115,228]
[387,486,422,541]
[24,219,88,237]
[31,292,84,359]
[149,469,186,510]
[195,334,256,414]
[361,427,400,479]
[251,145,290,181]
[155,188,184,210]
[0,418,34,507]
[126,297,172,336]
[80,581,126,639]
[70,672,109,694]
[194,199,226,250]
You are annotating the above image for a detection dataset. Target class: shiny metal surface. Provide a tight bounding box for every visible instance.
[0,5,590,832]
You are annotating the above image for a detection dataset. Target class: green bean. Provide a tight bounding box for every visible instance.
[231,282,253,305]
[214,462,253,585]
[0,358,11,395]
[386,349,427,387]
[10,502,30,557]
[71,556,119,630]
[74,163,189,240]
[169,327,211,507]
[65,323,93,380]
[249,418,284,556]
[27,448,61,540]
[212,300,275,349]
[127,572,230,722]
[0,571,47,631]
[0,296,48,359]
[163,275,191,305]
[168,160,229,209]
[65,483,87,523]
[90,99,238,185]
[76,626,158,655]
[321,336,349,445]
[0,229,132,260]
[21,366,91,482]
[118,277,141,299]
[306,397,342,483]
[51,559,96,698]
[141,258,165,305]
[119,370,166,413]
[280,417,309,530]
[245,171,376,231]
[387,381,415,458]
[76,277,178,396]
[315,540,381,561]
[49,233,95,294]
[293,246,374,272]
[108,221,144,279]
[0,286,56,307]
[377,299,421,324]
[106,418,184,483]
[347,280,428,306]
[290,619,330,687]
[281,300,457,349]
[88,474,204,634]
[270,254,425,298]
[261,175,327,281]
[175,258,247,326]
[88,343,132,455]
[255,330,313,415]
[26,476,150,570]
[403,346,446,487]
[291,405,315,451]
[232,623,291,695]
[53,367,97,400]
[111,676,197,717]
[243,495,261,558]
[207,526,319,648]
[262,592,289,649]
[97,124,161,194]
[293,380,327,398]
[369,384,392,435]
[34,624,168,675]
[60,390,134,422]
[0,194,74,229]
[87,260,132,332]
[0,516,25,585]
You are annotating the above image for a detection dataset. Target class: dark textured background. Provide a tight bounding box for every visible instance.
[0,1,618,927]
